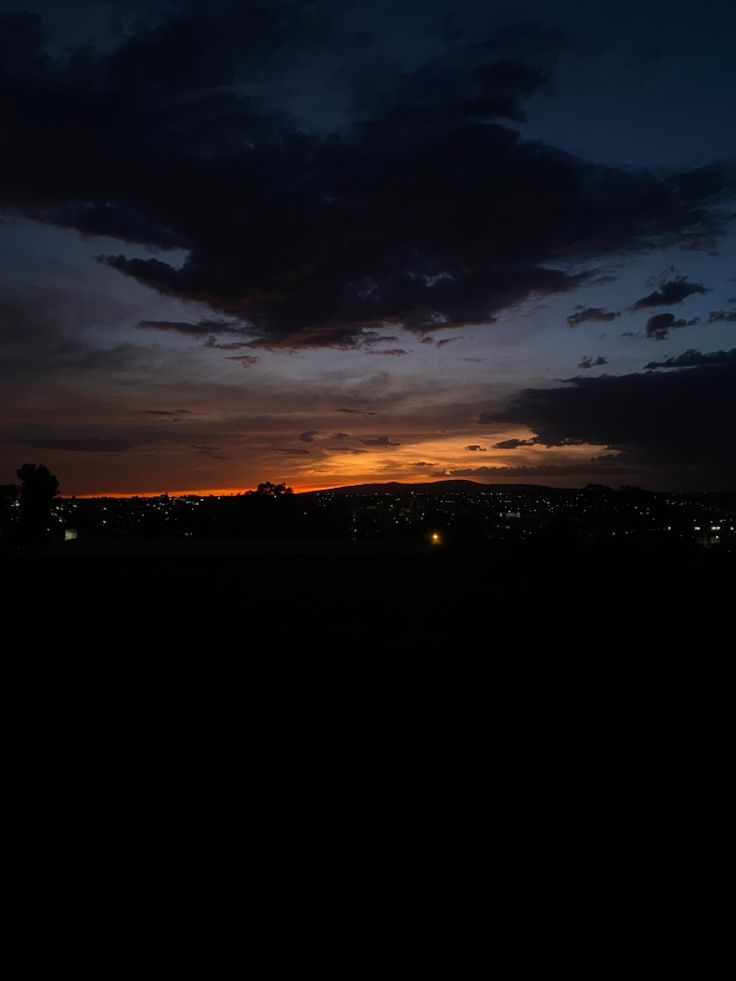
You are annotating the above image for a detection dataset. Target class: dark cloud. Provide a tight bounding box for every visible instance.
[204,338,254,350]
[567,307,620,327]
[480,360,736,486]
[325,446,368,454]
[366,348,408,357]
[267,447,311,456]
[360,436,400,447]
[413,461,436,467]
[225,354,260,366]
[137,319,247,337]
[1,6,732,351]
[466,444,486,451]
[644,348,736,369]
[141,408,191,416]
[53,203,186,249]
[339,408,378,416]
[707,310,736,323]
[645,312,699,340]
[360,333,399,346]
[578,356,608,368]
[16,437,133,453]
[493,437,538,449]
[633,276,708,309]
[298,430,320,442]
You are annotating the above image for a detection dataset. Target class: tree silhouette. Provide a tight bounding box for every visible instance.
[250,481,293,496]
[17,463,59,542]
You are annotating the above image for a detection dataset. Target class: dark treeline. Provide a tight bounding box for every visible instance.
[3,471,736,555]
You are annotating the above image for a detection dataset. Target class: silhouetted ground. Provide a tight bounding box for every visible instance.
[2,544,734,970]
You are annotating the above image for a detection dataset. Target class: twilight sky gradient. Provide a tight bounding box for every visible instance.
[2,0,736,493]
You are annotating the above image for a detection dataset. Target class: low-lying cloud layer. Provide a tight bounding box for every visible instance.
[481,357,736,486]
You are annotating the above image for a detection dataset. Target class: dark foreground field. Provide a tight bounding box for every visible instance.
[3,544,735,971]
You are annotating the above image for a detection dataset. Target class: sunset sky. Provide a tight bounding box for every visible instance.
[2,0,736,494]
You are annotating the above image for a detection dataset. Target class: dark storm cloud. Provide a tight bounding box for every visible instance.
[17,437,133,452]
[480,361,736,484]
[566,307,620,327]
[707,310,736,323]
[493,438,539,450]
[633,276,709,308]
[50,203,186,248]
[360,436,400,447]
[645,312,699,340]
[644,348,736,369]
[578,356,608,368]
[137,319,247,337]
[1,6,733,351]
[343,43,549,126]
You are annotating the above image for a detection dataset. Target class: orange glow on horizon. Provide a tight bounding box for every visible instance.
[71,486,315,498]
[67,475,447,498]
[58,429,619,497]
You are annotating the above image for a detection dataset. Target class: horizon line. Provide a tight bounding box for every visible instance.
[55,477,724,498]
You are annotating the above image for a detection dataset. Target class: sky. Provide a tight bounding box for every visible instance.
[1,0,736,494]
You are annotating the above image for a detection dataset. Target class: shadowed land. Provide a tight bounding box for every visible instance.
[2,543,734,969]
